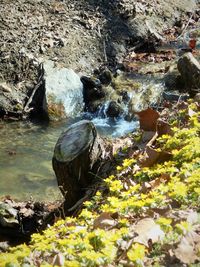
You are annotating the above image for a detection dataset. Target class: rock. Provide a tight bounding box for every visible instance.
[0,83,26,119]
[106,101,123,118]
[0,202,19,228]
[162,91,189,102]
[81,76,101,90]
[128,17,149,43]
[0,241,9,252]
[43,60,84,120]
[107,42,127,63]
[164,67,181,90]
[81,76,105,105]
[177,52,200,94]
[98,70,112,86]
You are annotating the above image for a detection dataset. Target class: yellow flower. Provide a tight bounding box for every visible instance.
[127,243,147,262]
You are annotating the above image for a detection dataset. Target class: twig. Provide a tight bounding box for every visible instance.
[68,188,93,213]
[23,64,44,115]
[103,38,108,62]
[176,12,194,40]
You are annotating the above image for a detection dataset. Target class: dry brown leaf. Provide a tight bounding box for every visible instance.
[174,231,200,264]
[93,212,117,230]
[139,120,172,167]
[140,145,171,167]
[136,108,160,131]
[188,108,196,117]
[52,253,65,266]
[156,119,172,137]
[133,218,165,247]
[149,174,170,190]
[140,146,160,167]
[141,131,156,143]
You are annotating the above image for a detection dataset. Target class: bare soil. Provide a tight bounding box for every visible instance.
[0,0,199,78]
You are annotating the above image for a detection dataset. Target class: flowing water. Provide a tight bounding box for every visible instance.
[0,75,165,201]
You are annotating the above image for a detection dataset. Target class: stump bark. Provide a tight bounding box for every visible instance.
[52,120,106,210]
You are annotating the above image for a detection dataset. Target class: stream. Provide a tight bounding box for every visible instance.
[0,73,165,201]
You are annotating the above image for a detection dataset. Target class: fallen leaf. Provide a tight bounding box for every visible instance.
[139,145,171,167]
[189,39,196,49]
[140,146,160,167]
[136,108,160,131]
[52,253,65,266]
[93,212,117,230]
[174,231,200,264]
[170,210,198,225]
[149,174,170,190]
[133,218,165,247]
[156,119,172,137]
[188,108,196,117]
[141,131,156,143]
[139,119,172,167]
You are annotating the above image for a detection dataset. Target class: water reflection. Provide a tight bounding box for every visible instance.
[0,120,68,201]
[0,115,139,201]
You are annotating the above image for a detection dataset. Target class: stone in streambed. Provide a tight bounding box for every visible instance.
[98,70,112,85]
[43,60,84,120]
[177,52,200,95]
[81,76,105,105]
[162,91,189,102]
[106,101,123,118]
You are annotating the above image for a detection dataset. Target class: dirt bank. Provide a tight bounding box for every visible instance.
[0,0,199,119]
[0,0,198,76]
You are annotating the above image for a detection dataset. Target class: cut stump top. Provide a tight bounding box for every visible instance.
[53,120,96,162]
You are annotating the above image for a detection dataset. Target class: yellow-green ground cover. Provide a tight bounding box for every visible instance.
[1,102,200,267]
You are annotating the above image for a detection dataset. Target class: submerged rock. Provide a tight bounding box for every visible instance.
[43,60,84,120]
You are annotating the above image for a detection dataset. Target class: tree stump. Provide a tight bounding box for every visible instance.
[52,120,106,210]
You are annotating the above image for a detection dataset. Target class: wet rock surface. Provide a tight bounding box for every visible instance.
[106,101,123,118]
[178,52,200,95]
[43,60,84,120]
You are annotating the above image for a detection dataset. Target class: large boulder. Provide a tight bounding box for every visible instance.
[43,61,84,120]
[177,53,200,95]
